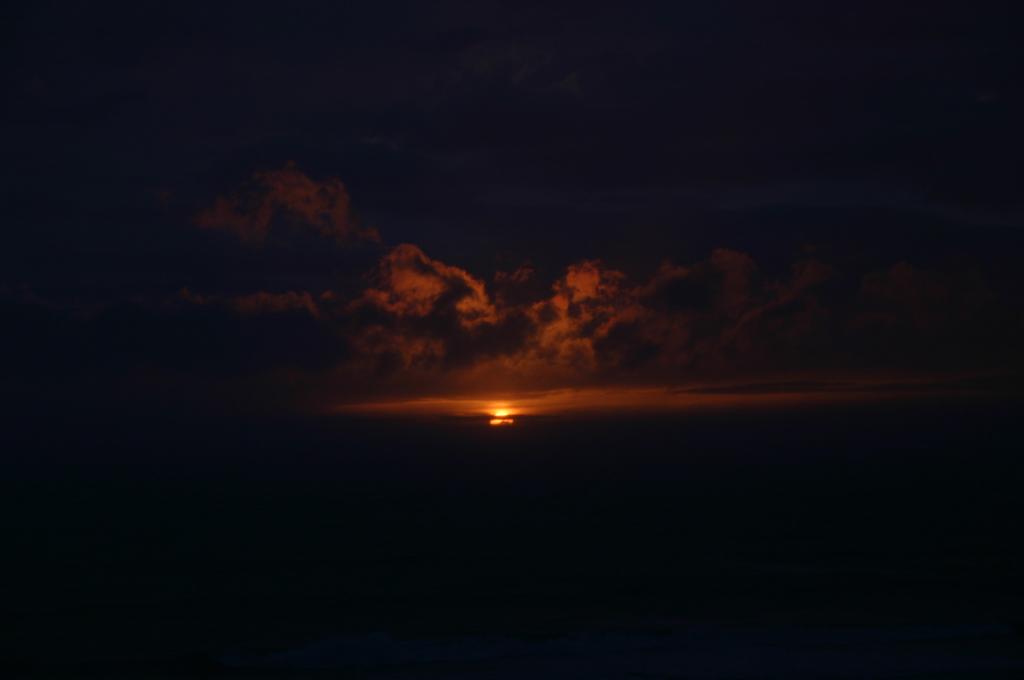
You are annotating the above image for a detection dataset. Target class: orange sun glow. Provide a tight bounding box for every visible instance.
[488,407,514,426]
[332,379,948,422]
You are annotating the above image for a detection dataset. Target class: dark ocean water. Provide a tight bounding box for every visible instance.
[2,397,1022,676]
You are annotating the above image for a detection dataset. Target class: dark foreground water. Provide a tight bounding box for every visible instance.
[2,397,1023,677]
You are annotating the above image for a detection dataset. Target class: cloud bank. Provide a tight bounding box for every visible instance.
[4,165,1019,413]
[7,245,1014,412]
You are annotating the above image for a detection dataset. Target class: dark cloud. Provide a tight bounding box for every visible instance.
[7,2,1018,284]
[3,294,347,421]
[194,163,380,245]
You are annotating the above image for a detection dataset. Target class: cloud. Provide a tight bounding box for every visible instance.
[346,244,530,372]
[492,264,539,307]
[330,245,1020,393]
[494,264,535,286]
[524,260,635,369]
[5,243,1020,413]
[358,244,495,326]
[0,287,349,419]
[856,262,992,332]
[194,162,380,245]
[179,288,323,317]
[332,247,825,388]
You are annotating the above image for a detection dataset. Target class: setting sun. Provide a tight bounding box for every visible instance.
[489,407,514,426]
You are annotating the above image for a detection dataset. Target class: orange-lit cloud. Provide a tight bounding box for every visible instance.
[343,243,521,371]
[307,241,1017,401]
[359,243,496,326]
[194,162,380,244]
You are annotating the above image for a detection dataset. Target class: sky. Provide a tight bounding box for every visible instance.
[3,7,1024,672]
[3,1,1022,415]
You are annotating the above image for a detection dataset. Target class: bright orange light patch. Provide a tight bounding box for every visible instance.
[489,406,514,425]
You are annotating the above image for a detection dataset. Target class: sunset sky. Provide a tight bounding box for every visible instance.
[5,4,1024,675]
[4,1,1021,416]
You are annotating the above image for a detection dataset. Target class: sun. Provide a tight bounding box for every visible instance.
[488,406,515,426]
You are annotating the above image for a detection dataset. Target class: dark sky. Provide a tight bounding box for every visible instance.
[3,1,1022,410]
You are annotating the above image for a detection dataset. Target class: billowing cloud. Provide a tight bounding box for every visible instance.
[358,244,496,326]
[524,260,635,369]
[194,162,380,244]
[346,244,527,372]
